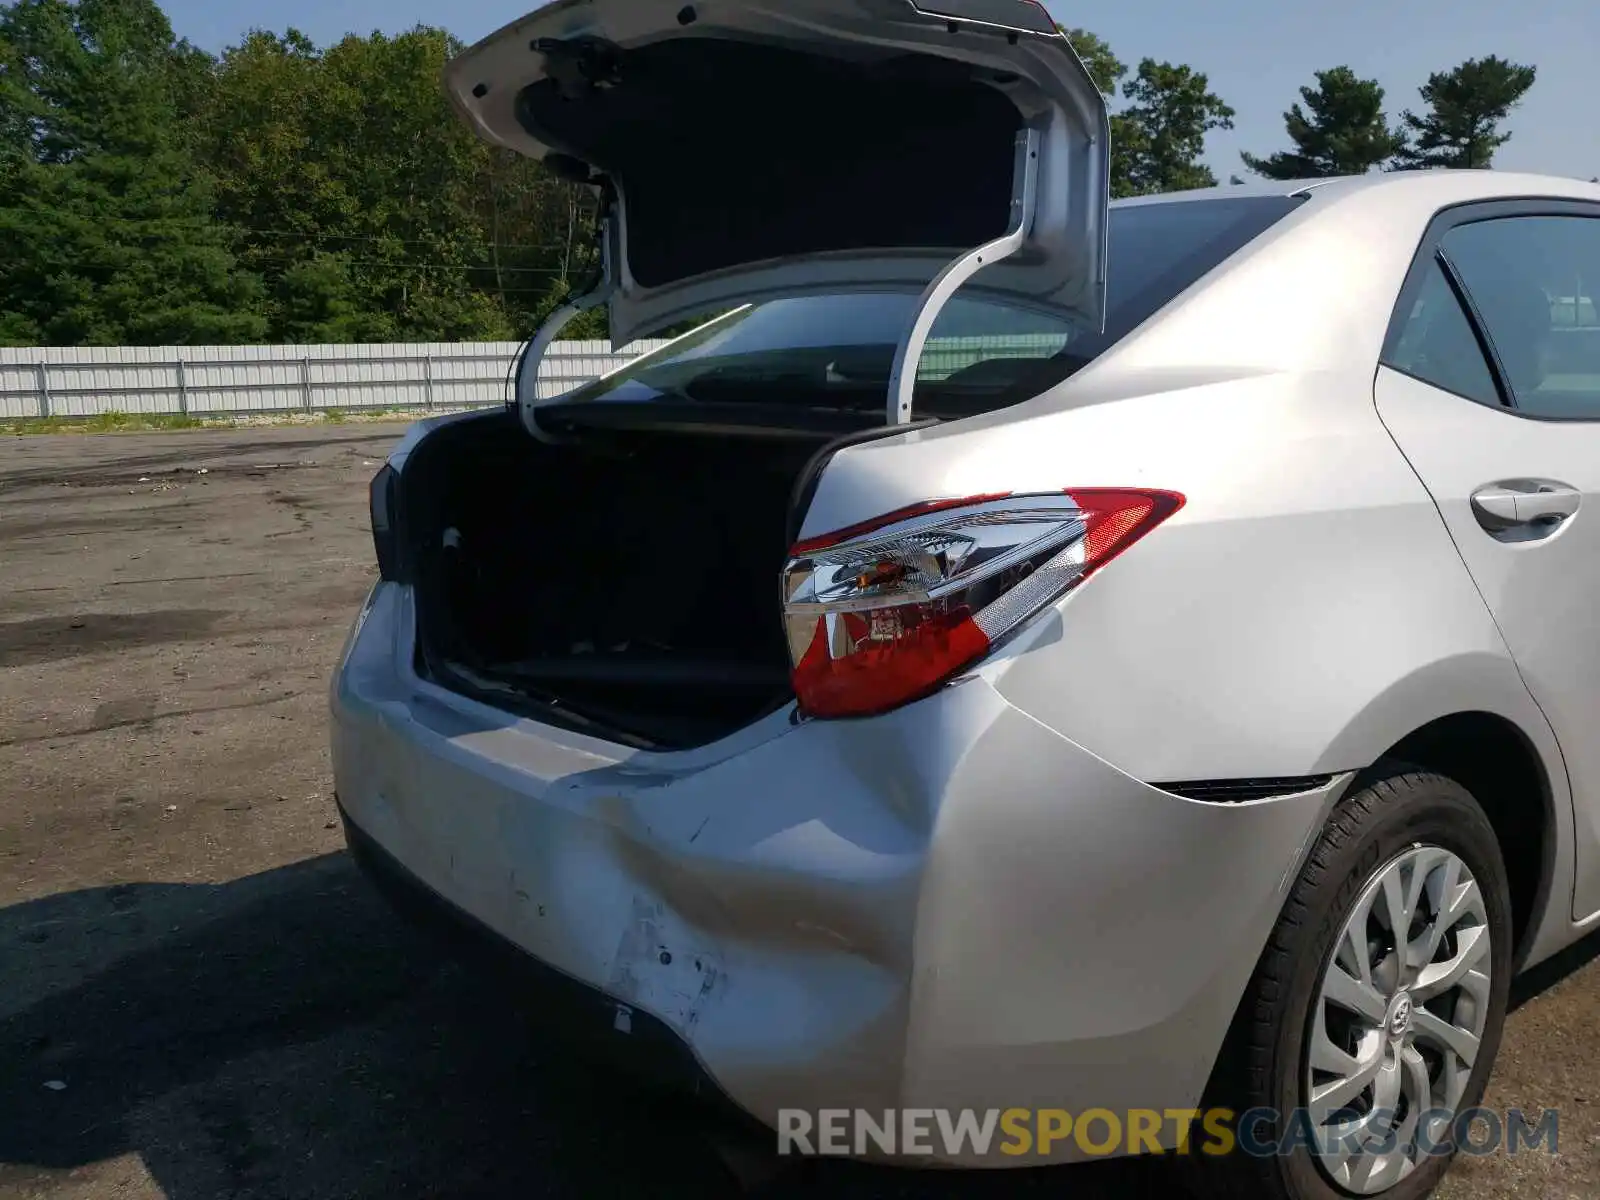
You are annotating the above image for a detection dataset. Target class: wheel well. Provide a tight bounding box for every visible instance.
[1364,712,1553,961]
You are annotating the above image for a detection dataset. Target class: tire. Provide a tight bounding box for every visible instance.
[1181,767,1514,1200]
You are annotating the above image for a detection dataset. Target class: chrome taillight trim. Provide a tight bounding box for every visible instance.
[780,494,1098,669]
[782,494,1088,616]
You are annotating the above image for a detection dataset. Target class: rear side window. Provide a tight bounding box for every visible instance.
[1440,216,1600,419]
[1385,259,1502,408]
[1080,195,1308,360]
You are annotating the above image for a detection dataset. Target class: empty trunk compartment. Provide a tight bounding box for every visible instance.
[399,408,849,750]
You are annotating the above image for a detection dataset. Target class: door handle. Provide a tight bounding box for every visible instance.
[1471,481,1581,532]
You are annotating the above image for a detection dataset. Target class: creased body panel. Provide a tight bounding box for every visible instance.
[804,371,1540,787]
[333,582,1343,1162]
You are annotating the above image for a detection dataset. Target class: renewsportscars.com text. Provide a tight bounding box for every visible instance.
[777,1107,1559,1160]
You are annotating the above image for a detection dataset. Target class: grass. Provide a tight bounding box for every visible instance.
[1,411,207,435]
[0,408,423,435]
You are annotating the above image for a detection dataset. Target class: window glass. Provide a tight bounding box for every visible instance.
[563,196,1305,419]
[1386,258,1502,408]
[1441,216,1600,419]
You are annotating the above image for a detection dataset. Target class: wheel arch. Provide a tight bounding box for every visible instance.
[1356,712,1558,968]
[1310,646,1576,969]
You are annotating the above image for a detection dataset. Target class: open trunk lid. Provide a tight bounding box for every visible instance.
[444,0,1110,428]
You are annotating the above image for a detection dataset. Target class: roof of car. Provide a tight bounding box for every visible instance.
[1112,170,1600,209]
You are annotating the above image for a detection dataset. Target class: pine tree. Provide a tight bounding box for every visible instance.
[1242,67,1405,179]
[1393,56,1537,170]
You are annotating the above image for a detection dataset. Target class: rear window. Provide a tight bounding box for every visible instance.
[566,194,1303,418]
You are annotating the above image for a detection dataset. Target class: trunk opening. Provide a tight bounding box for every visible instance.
[402,408,862,750]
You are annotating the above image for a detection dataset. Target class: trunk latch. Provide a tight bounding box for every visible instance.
[531,36,622,99]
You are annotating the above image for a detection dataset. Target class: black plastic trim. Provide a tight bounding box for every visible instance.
[1433,248,1515,409]
[536,398,881,440]
[1158,775,1338,803]
[368,463,408,583]
[489,654,788,690]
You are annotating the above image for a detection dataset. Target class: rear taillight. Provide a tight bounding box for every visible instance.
[369,464,403,581]
[782,489,1184,719]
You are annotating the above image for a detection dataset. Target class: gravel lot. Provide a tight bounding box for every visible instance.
[1,424,1597,1199]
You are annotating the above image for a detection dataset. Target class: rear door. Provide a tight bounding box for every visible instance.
[443,0,1110,343]
[1373,201,1600,919]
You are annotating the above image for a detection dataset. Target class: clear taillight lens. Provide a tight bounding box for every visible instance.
[782,489,1184,719]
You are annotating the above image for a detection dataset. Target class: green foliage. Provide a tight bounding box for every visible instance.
[0,0,597,346]
[191,25,586,342]
[1242,66,1406,179]
[1061,29,1233,198]
[0,0,268,344]
[1393,56,1537,169]
[1115,60,1236,196]
[1,152,269,344]
[0,4,1545,348]
[272,255,398,344]
[0,410,205,433]
[0,0,206,162]
[1060,27,1125,98]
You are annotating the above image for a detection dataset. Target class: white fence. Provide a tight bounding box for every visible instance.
[0,340,673,421]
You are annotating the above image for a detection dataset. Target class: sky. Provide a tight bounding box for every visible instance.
[162,0,1600,182]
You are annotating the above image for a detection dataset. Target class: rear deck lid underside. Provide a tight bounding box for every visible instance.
[444,0,1111,345]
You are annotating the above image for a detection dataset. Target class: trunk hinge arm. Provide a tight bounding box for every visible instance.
[885,126,1041,426]
[517,204,620,440]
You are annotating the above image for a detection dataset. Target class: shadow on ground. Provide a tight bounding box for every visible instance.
[11,849,1594,1199]
[0,854,1185,1200]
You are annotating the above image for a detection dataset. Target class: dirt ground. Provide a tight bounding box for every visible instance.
[1,424,1597,1200]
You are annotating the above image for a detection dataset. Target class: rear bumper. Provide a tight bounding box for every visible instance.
[341,801,746,1106]
[331,582,1345,1166]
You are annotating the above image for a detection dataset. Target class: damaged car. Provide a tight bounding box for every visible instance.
[331,1,1600,1197]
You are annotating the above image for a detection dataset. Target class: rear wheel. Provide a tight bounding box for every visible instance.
[1186,768,1514,1200]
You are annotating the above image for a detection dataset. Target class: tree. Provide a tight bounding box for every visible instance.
[0,0,217,161]
[0,0,266,344]
[0,6,1252,346]
[1115,60,1236,196]
[1393,56,1537,170]
[1,3,599,346]
[195,26,592,342]
[1059,33,1235,198]
[1,155,267,343]
[1242,66,1405,179]
[1060,27,1125,98]
[1062,28,1142,197]
[272,254,397,343]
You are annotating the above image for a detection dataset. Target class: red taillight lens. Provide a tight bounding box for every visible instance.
[783,489,1184,719]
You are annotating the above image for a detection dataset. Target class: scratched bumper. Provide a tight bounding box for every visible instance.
[340,800,765,1123]
[331,582,1342,1165]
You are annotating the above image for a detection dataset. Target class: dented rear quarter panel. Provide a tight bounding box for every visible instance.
[331,583,1353,1154]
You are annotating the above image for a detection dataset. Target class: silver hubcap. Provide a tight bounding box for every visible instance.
[1304,844,1492,1194]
